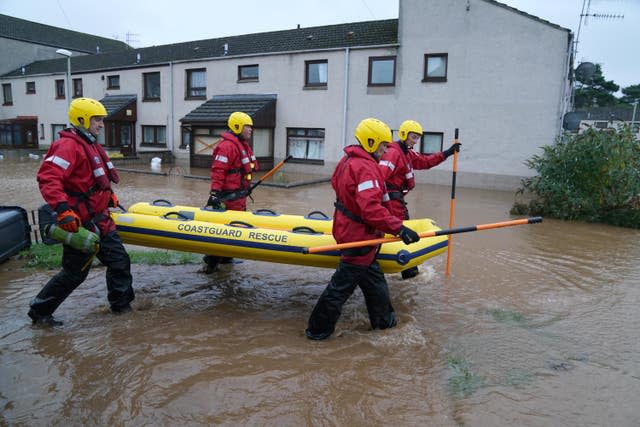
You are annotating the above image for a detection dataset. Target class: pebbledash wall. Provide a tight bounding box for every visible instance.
[0,0,572,190]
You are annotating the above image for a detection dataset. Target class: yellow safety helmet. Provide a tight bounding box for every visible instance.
[228,111,253,135]
[398,120,423,141]
[68,97,107,130]
[354,118,392,153]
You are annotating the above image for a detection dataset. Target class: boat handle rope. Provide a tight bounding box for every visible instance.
[162,211,190,221]
[253,209,279,216]
[152,199,174,207]
[228,220,255,228]
[306,211,330,220]
[292,226,321,235]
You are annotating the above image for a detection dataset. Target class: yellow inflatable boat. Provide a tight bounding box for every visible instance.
[127,200,334,234]
[112,204,448,273]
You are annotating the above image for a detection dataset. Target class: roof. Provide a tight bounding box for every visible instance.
[483,0,571,32]
[99,94,137,117]
[181,94,277,125]
[0,14,131,54]
[2,19,398,78]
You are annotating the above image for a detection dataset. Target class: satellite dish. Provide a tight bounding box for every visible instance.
[563,112,582,131]
[575,62,596,82]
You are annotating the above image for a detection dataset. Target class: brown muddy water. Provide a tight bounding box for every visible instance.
[1,151,639,426]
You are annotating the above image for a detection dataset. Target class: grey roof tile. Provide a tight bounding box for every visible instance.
[0,13,131,54]
[181,94,277,123]
[2,19,398,77]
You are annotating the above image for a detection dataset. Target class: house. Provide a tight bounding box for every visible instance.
[575,106,640,137]
[0,0,572,190]
[0,13,130,151]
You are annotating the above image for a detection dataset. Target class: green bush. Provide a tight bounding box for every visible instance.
[512,125,640,228]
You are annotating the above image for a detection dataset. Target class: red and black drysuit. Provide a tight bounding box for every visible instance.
[306,145,404,340]
[379,140,446,220]
[204,131,259,268]
[30,128,134,317]
[209,131,259,211]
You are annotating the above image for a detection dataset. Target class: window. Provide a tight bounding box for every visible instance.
[594,121,608,129]
[40,124,44,139]
[2,84,12,105]
[287,128,324,163]
[423,53,448,82]
[305,60,328,87]
[238,64,259,82]
[142,125,166,146]
[51,124,66,142]
[73,78,83,98]
[186,69,206,99]
[26,81,36,94]
[420,132,444,154]
[143,72,161,101]
[107,75,120,89]
[368,56,396,86]
[180,127,191,149]
[192,127,227,155]
[55,79,65,99]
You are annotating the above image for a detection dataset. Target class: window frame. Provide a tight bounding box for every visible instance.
[55,79,65,99]
[304,59,328,88]
[286,127,325,165]
[141,125,167,147]
[367,55,396,87]
[185,68,206,100]
[238,64,259,82]
[51,124,66,142]
[420,131,444,154]
[107,75,120,90]
[423,53,448,83]
[2,83,12,106]
[72,78,83,98]
[143,72,161,101]
[26,81,36,94]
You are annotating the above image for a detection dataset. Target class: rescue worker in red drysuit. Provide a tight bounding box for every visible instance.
[379,119,460,279]
[202,111,259,273]
[29,97,134,327]
[306,118,421,340]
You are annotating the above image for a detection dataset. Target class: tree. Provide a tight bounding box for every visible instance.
[512,126,640,228]
[620,84,640,105]
[574,64,619,108]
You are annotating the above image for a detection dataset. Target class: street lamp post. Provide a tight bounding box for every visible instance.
[55,49,72,108]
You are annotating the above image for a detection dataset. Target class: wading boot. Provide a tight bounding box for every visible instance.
[28,308,63,327]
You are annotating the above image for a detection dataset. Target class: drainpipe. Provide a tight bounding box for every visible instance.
[169,61,174,153]
[341,47,350,148]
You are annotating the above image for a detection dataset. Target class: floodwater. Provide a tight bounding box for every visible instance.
[1,151,639,426]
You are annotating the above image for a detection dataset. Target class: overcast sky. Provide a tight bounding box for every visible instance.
[1,0,637,90]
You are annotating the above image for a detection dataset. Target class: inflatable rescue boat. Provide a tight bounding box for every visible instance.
[112,202,448,273]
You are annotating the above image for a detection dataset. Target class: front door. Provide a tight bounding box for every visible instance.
[120,124,135,156]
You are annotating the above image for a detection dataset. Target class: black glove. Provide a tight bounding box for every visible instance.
[443,142,461,159]
[398,225,420,245]
[206,191,225,210]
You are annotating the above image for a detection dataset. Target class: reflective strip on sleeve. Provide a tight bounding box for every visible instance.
[215,155,228,163]
[382,193,390,202]
[241,157,250,165]
[357,179,379,192]
[251,155,256,161]
[45,155,70,170]
[106,161,114,170]
[379,160,395,171]
[405,171,414,179]
[94,167,106,177]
